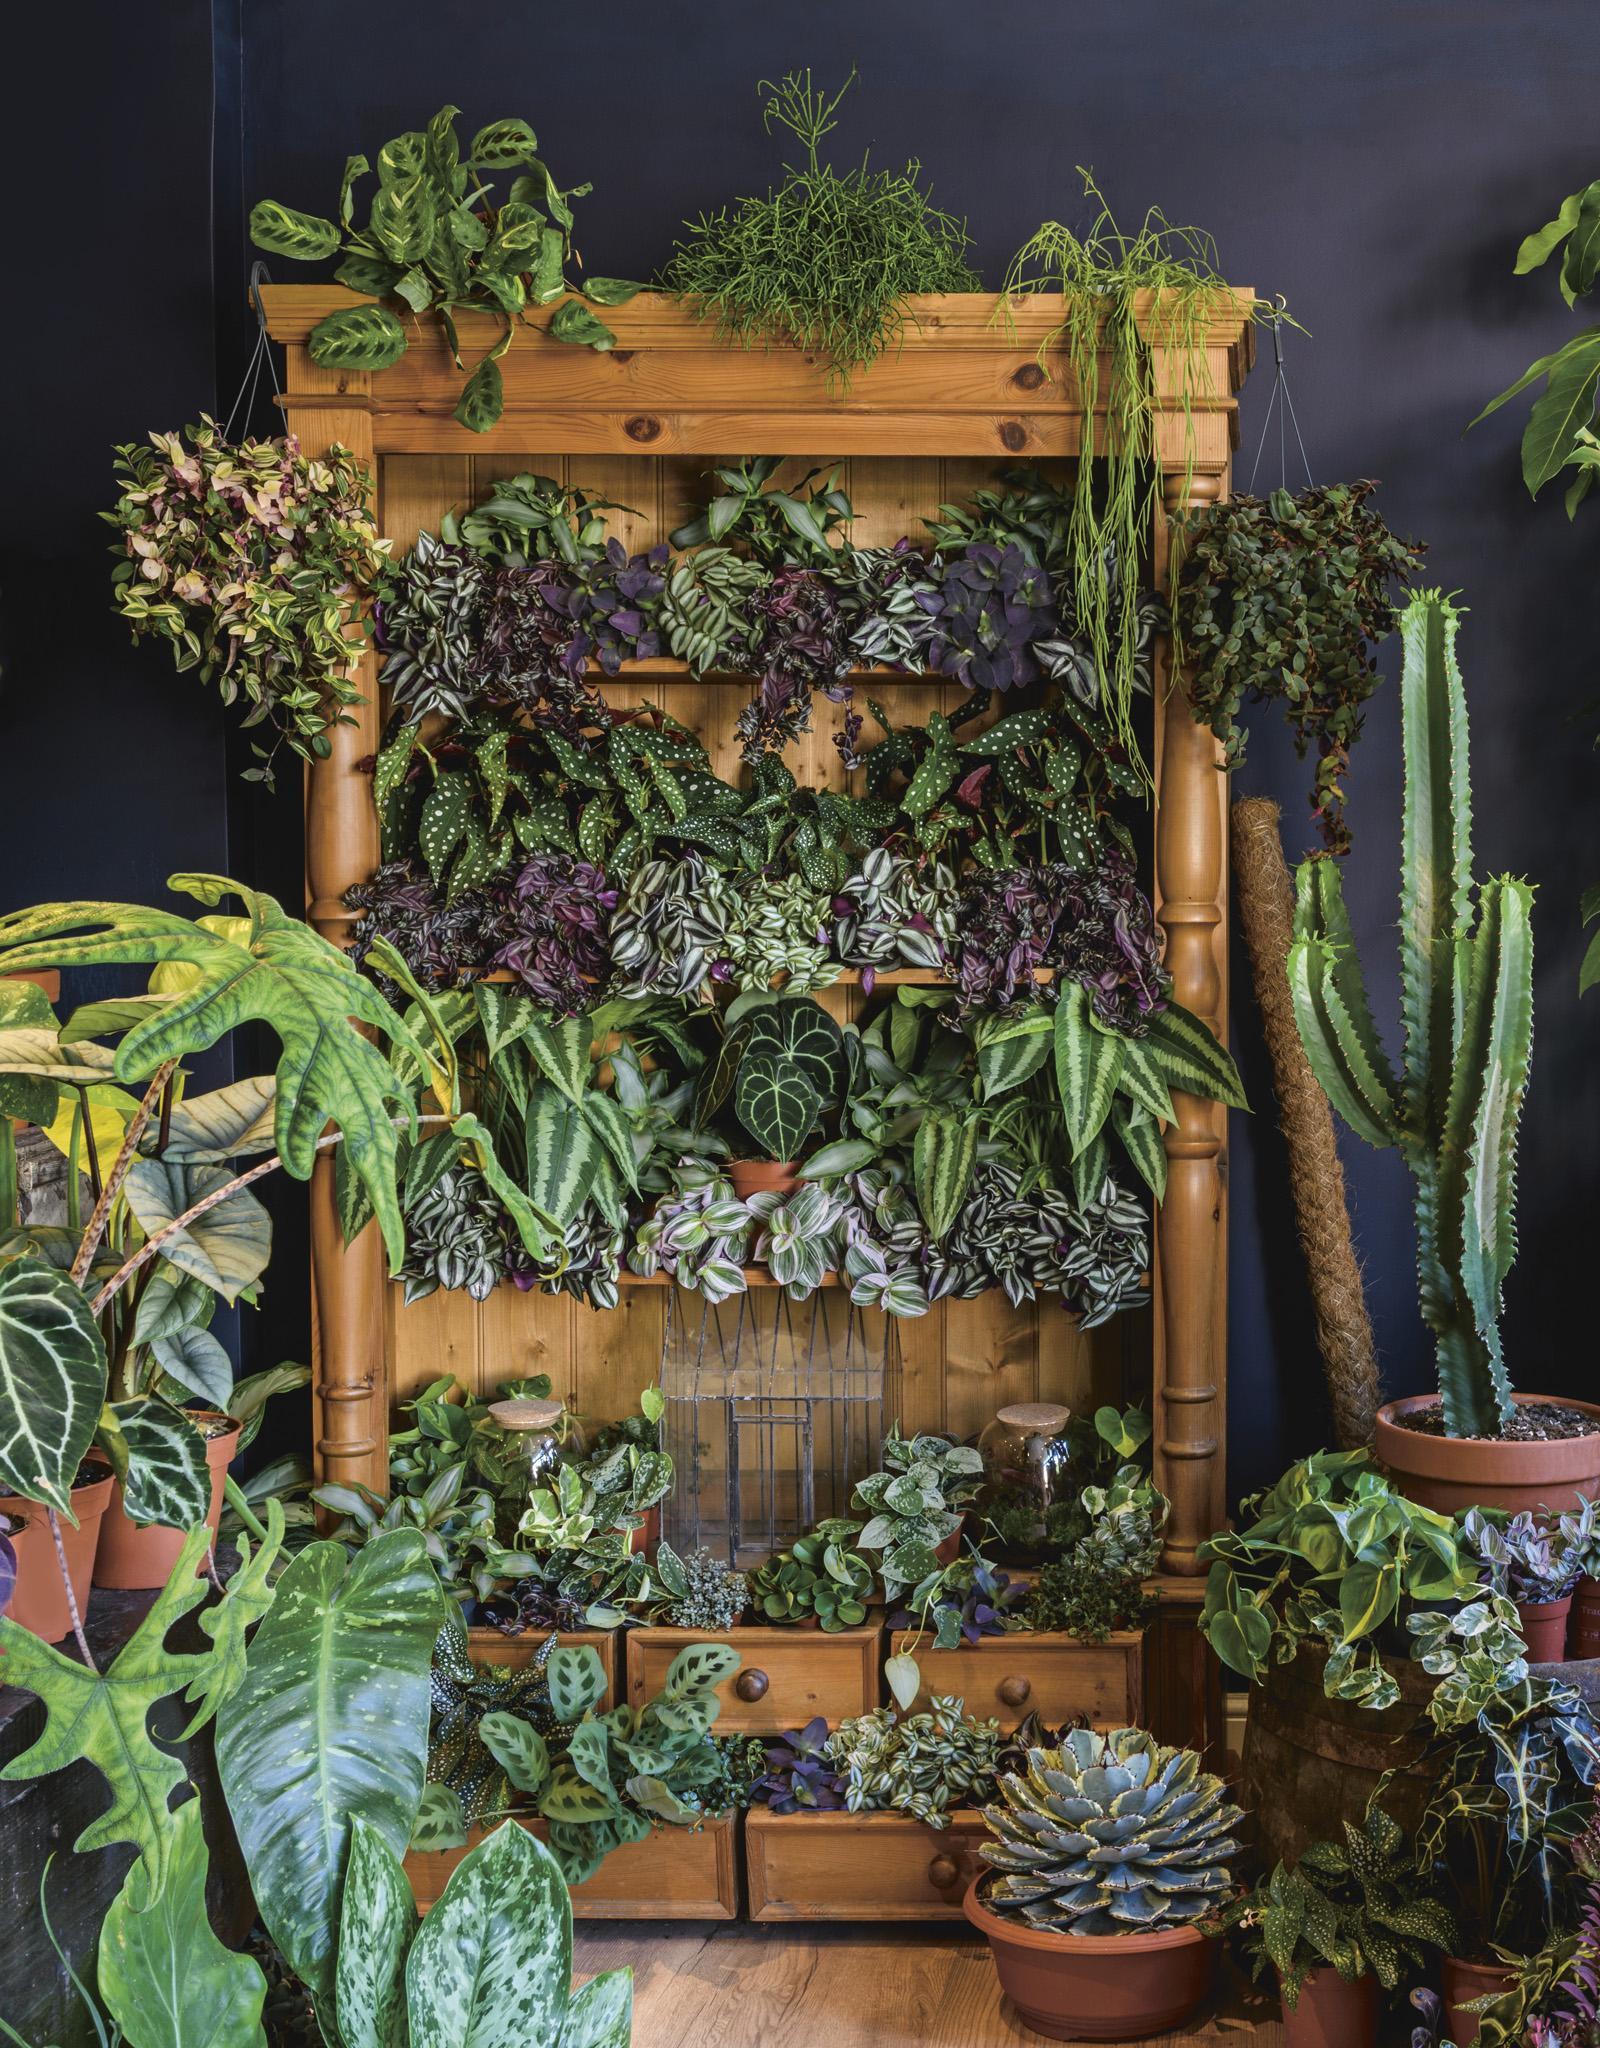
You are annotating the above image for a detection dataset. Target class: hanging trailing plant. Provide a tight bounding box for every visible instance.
[661,69,979,384]
[249,104,640,432]
[1001,174,1275,764]
[105,419,392,787]
[1173,482,1425,855]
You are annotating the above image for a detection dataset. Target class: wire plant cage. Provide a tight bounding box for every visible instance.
[659,1284,902,1566]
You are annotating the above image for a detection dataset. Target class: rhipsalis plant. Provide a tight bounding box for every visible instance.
[250,104,640,431]
[1287,592,1535,1436]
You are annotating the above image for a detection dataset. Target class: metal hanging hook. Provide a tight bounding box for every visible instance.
[1248,294,1313,497]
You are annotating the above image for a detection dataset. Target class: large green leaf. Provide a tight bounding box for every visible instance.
[406,1822,574,2048]
[157,1078,277,1162]
[103,1398,210,1531]
[525,1082,601,1227]
[249,200,340,262]
[742,1001,844,1098]
[180,1500,284,1739]
[0,879,416,1269]
[309,304,410,372]
[1521,329,1600,494]
[0,1525,213,1891]
[564,1970,634,2048]
[217,1531,445,2012]
[336,1817,419,2048]
[733,1054,819,1160]
[151,1322,233,1408]
[913,1112,977,1242]
[98,1796,268,2048]
[1142,999,1249,1112]
[0,1256,107,1514]
[519,1013,592,1105]
[123,1159,272,1304]
[973,1009,1052,1099]
[1052,984,1124,1155]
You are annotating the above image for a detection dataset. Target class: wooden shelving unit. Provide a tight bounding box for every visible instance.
[264,283,1253,1767]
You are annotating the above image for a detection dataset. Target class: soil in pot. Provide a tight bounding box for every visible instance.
[1281,1965,1377,2048]
[94,1411,240,1592]
[1,1460,114,1641]
[1442,1955,1517,2047]
[963,1878,1214,2041]
[1517,1594,1571,1663]
[1375,1393,1600,1517]
[727,1159,801,1201]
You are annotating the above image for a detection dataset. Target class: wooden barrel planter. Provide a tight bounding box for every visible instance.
[1240,1643,1435,1869]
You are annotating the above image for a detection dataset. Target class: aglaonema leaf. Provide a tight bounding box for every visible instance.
[405,1822,574,2048]
[335,1816,418,2048]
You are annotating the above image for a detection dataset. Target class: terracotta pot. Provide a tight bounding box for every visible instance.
[0,1464,114,1642]
[1442,1954,1517,2047]
[1517,1593,1572,1663]
[727,1159,801,1201]
[625,1504,662,1556]
[934,1514,967,1566]
[1374,1393,1600,1517]
[963,1879,1214,2040]
[1281,1965,1377,2048]
[1572,1577,1600,1660]
[94,1413,240,1591]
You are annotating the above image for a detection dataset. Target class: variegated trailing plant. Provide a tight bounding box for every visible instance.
[1287,591,1536,1437]
[251,105,641,431]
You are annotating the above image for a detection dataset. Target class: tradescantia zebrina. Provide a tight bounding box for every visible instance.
[250,105,642,431]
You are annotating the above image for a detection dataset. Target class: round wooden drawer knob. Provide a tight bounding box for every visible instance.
[997,1675,1032,1708]
[735,1668,769,1702]
[928,1854,961,1889]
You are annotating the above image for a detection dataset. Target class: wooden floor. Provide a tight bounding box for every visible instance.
[573,1923,1287,2046]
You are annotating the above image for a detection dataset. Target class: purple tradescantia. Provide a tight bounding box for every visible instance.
[560,539,669,675]
[735,567,853,763]
[753,1717,848,1813]
[0,1517,15,1615]
[344,859,501,994]
[490,854,618,1017]
[922,541,1055,693]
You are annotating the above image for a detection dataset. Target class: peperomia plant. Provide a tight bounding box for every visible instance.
[251,104,640,431]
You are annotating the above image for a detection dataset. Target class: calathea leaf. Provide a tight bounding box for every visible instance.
[470,117,541,168]
[103,1397,211,1531]
[217,1530,445,2013]
[409,1782,468,1852]
[0,1525,213,1890]
[547,1644,607,1722]
[451,1112,558,1262]
[478,1711,551,1799]
[579,278,643,307]
[98,1797,269,2048]
[123,1158,272,1304]
[1111,1096,1167,1200]
[335,1816,418,2048]
[1053,983,1124,1155]
[249,200,341,262]
[913,1112,978,1241]
[973,1009,1052,1098]
[405,1823,576,2048]
[454,354,504,434]
[0,1255,107,1513]
[308,304,410,372]
[548,300,617,350]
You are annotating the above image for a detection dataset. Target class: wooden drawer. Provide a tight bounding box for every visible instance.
[887,1628,1146,1729]
[626,1624,881,1734]
[464,1626,620,1709]
[746,1808,990,1921]
[405,1813,738,1919]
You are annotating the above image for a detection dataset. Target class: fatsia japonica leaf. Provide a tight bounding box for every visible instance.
[98,1796,269,2048]
[0,1256,107,1513]
[0,878,417,1270]
[335,1817,419,2048]
[217,1530,445,2014]
[123,1158,272,1304]
[0,1525,213,1891]
[103,1397,210,1531]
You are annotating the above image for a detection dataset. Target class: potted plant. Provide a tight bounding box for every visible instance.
[697,995,846,1199]
[1462,1505,1589,1661]
[965,1724,1243,2040]
[748,1520,874,1629]
[650,1541,749,1630]
[1290,590,1600,1513]
[1209,1787,1456,2048]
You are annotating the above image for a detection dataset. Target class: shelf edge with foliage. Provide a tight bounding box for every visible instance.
[262,284,1253,1616]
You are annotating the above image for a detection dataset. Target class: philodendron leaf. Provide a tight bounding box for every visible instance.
[0,880,418,1271]
[0,1525,213,1891]
[99,1796,268,2048]
[123,1158,272,1304]
[309,304,410,372]
[0,1255,107,1513]
[104,1397,210,1531]
[217,1530,445,2013]
[884,1652,921,1711]
[406,1822,574,2048]
[180,1498,285,1739]
[335,1816,419,2048]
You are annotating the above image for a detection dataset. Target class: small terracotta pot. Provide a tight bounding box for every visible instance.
[0,1465,114,1642]
[934,1512,968,1567]
[94,1413,240,1591]
[1442,1954,1517,2047]
[1572,1576,1600,1659]
[963,1879,1214,2040]
[727,1159,801,1201]
[625,1505,662,1556]
[1518,1593,1572,1663]
[1281,1965,1377,2048]
[1374,1393,1600,1517]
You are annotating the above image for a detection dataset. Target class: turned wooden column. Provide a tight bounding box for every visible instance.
[1153,468,1230,1573]
[282,353,388,1503]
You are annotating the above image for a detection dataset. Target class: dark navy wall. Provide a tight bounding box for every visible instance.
[7,0,1597,1508]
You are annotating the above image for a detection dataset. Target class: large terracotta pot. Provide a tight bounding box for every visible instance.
[1375,1393,1600,1517]
[94,1413,240,1591]
[0,1464,114,1641]
[1241,1641,1435,1871]
[964,1879,1214,2040]
[1442,1954,1517,2047]
[1517,1594,1571,1663]
[727,1159,801,1201]
[1281,1965,1378,2048]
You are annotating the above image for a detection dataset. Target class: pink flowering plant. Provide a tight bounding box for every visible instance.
[105,416,392,784]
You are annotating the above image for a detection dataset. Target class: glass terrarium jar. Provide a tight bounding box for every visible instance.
[977,1403,1074,1561]
[488,1397,584,1545]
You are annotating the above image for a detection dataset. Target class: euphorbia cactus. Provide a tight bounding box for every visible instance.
[1287,592,1534,1437]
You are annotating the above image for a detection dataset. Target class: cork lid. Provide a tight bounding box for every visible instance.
[996,1403,1072,1431]
[489,1398,565,1432]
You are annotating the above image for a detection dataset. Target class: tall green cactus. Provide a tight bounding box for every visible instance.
[1286,592,1534,1437]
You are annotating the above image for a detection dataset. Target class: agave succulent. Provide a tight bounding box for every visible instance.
[980,1726,1243,1935]
[377,529,486,723]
